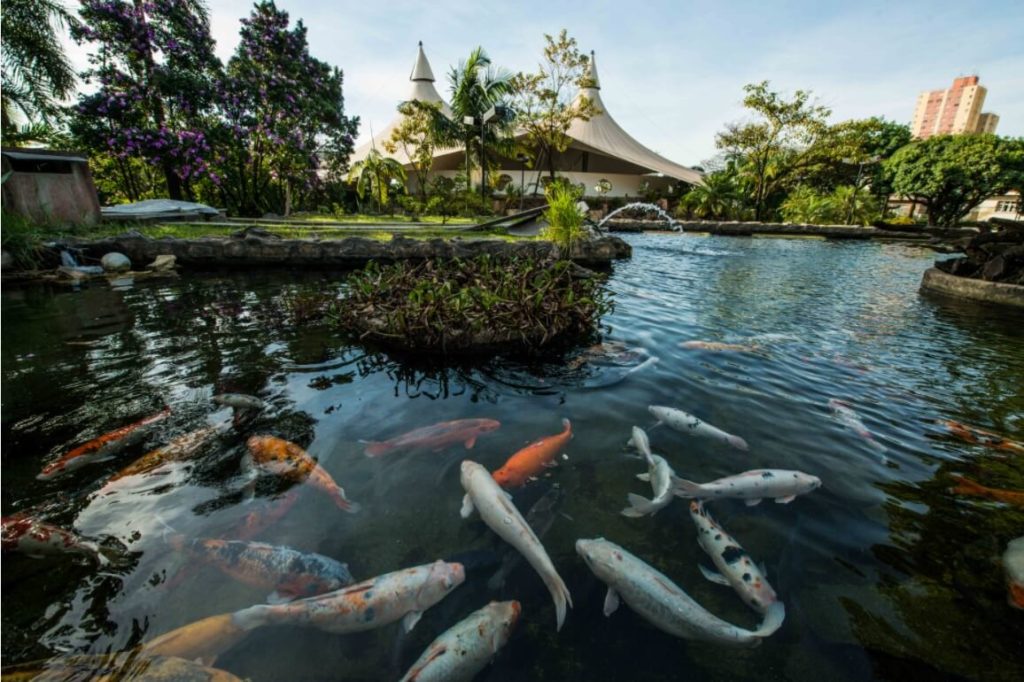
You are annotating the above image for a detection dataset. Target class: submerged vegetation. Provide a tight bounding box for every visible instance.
[333,256,612,354]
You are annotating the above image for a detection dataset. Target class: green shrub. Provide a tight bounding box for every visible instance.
[541,181,585,254]
[333,256,613,354]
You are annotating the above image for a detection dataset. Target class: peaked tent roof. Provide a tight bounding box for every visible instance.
[350,42,451,165]
[563,53,703,185]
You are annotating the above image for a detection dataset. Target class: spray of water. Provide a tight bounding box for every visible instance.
[596,203,681,232]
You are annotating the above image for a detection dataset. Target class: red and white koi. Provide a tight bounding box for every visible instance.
[167,534,354,603]
[673,469,821,506]
[37,407,171,480]
[362,418,500,457]
[828,399,887,453]
[689,501,778,614]
[460,460,572,631]
[1,515,108,565]
[245,435,360,513]
[648,405,748,450]
[231,560,464,634]
[399,600,521,682]
[576,538,785,646]
[622,426,675,518]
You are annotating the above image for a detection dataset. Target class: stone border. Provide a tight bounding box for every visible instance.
[71,233,631,270]
[920,267,1024,308]
[604,218,946,241]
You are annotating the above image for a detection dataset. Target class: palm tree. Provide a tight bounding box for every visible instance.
[831,185,879,225]
[1,0,78,136]
[679,170,741,219]
[432,47,516,192]
[346,148,407,214]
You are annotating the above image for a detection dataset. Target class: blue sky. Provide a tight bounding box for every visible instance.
[66,0,1024,165]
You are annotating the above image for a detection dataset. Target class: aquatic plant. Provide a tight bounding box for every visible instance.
[541,181,586,255]
[333,255,612,354]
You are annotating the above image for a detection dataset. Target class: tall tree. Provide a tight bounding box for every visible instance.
[217,0,358,216]
[70,0,222,200]
[511,30,597,183]
[383,100,442,200]
[1,0,78,137]
[716,81,832,220]
[885,134,1024,227]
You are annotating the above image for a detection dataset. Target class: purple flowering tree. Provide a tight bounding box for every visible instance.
[70,0,222,201]
[217,1,358,216]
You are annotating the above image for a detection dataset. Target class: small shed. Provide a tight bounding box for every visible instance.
[1,148,102,226]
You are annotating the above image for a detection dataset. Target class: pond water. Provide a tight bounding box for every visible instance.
[3,234,1023,681]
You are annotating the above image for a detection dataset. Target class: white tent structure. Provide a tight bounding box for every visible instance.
[350,44,702,197]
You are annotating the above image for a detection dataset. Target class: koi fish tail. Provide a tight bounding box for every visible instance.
[361,440,390,457]
[231,604,274,631]
[727,434,749,451]
[332,490,362,514]
[753,601,786,637]
[621,493,658,517]
[543,570,573,632]
[672,476,703,498]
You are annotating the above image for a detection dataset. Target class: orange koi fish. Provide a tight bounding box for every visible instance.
[37,407,172,480]
[363,418,501,457]
[167,534,354,603]
[25,653,243,682]
[142,613,251,666]
[940,420,1024,455]
[246,436,360,513]
[105,424,223,484]
[950,475,1024,507]
[232,488,302,542]
[492,419,572,489]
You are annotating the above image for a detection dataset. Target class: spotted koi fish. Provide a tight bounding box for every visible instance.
[106,424,224,485]
[37,407,172,480]
[231,560,465,634]
[576,537,785,646]
[1004,536,1024,610]
[168,534,354,603]
[245,436,360,513]
[673,469,822,506]
[648,405,748,450]
[940,419,1024,455]
[491,419,572,489]
[689,501,778,614]
[1,515,107,565]
[399,600,521,682]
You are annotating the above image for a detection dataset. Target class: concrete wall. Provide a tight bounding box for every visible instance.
[1,150,101,226]
[920,267,1024,308]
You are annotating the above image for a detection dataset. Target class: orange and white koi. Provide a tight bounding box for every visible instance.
[363,418,501,457]
[674,469,822,506]
[106,424,223,484]
[37,407,171,480]
[399,600,520,682]
[461,460,572,631]
[1004,537,1024,610]
[649,405,748,450]
[689,501,778,614]
[950,475,1024,507]
[491,419,572,489]
[1,515,107,565]
[940,419,1024,455]
[167,534,354,603]
[245,436,360,513]
[231,560,464,634]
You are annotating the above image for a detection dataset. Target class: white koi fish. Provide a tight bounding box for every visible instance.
[828,399,887,453]
[673,469,821,506]
[2,515,108,565]
[622,426,675,518]
[460,460,572,631]
[212,393,266,411]
[231,560,464,634]
[399,600,520,682]
[575,538,785,646]
[689,501,779,614]
[649,405,748,450]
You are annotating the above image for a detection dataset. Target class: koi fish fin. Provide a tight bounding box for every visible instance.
[775,495,797,504]
[332,491,361,514]
[460,494,475,519]
[562,418,572,437]
[543,570,572,631]
[727,434,749,451]
[636,473,651,482]
[745,498,763,507]
[362,441,389,458]
[402,610,422,633]
[753,601,786,637]
[699,564,730,586]
[603,587,620,616]
[402,645,446,682]
[622,493,657,517]
[265,590,295,605]
[232,604,272,631]
[672,476,702,498]
[464,436,477,449]
[760,562,768,577]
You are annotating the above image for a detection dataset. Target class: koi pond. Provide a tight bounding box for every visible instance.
[3,234,1023,681]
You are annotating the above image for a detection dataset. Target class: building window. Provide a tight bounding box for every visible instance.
[996,200,1019,213]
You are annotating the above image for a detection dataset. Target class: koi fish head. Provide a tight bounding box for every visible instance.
[417,560,465,610]
[485,600,521,641]
[575,538,628,583]
[794,472,823,493]
[460,460,488,487]
[37,461,69,481]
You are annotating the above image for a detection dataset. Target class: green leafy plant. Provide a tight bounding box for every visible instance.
[333,256,613,354]
[541,181,585,254]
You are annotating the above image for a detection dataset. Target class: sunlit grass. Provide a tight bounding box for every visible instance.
[87,222,529,242]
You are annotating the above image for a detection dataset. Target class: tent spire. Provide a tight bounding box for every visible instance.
[410,41,436,82]
[585,50,601,90]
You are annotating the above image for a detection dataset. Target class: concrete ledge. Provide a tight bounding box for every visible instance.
[920,267,1024,308]
[605,218,930,240]
[73,233,631,270]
